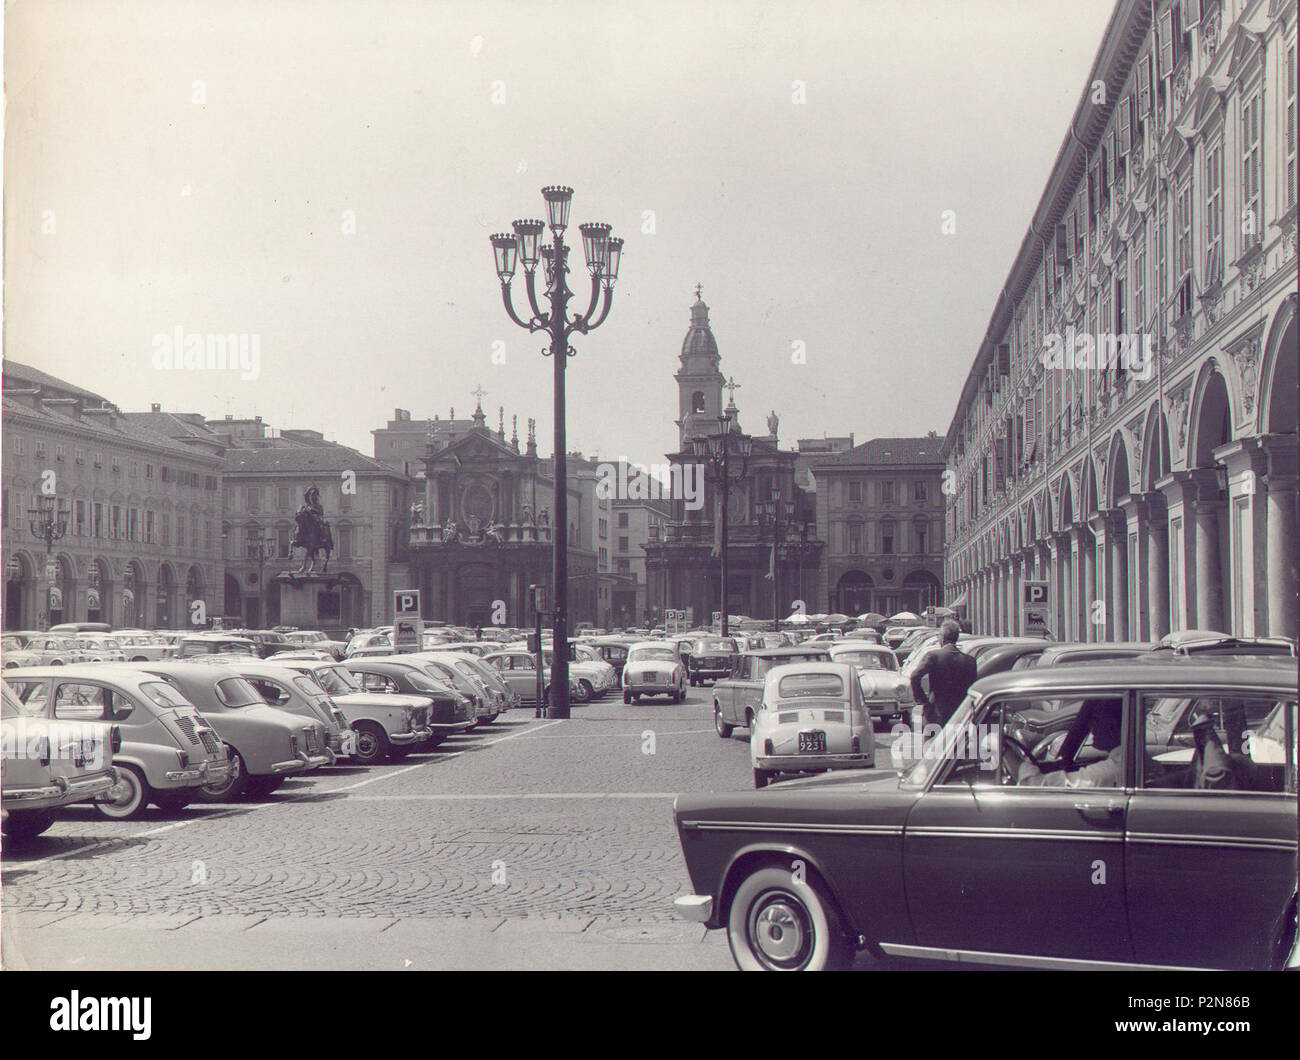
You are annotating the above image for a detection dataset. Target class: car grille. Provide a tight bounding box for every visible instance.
[778,712,799,724]
[822,711,844,723]
[412,707,429,729]
[174,715,203,745]
[303,726,322,755]
[198,729,221,756]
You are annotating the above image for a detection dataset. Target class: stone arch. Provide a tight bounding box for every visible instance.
[1078,455,1099,520]
[1106,431,1133,508]
[1188,360,1233,470]
[1258,296,1297,435]
[1059,473,1075,528]
[1140,402,1172,491]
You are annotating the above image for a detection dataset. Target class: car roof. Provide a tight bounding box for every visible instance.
[628,640,678,651]
[764,661,855,679]
[970,659,1298,696]
[2,664,160,683]
[741,646,831,657]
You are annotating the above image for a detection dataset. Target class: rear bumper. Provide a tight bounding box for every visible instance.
[428,720,477,735]
[755,753,874,771]
[269,753,331,774]
[5,768,120,810]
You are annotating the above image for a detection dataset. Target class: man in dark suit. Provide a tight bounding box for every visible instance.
[909,620,977,728]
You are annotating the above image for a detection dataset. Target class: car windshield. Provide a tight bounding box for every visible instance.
[702,640,736,652]
[214,677,265,707]
[312,666,360,694]
[405,672,445,693]
[630,647,678,662]
[139,681,190,708]
[2,637,22,651]
[2,679,47,717]
[899,692,984,789]
[837,651,895,670]
[777,673,845,699]
[293,675,328,698]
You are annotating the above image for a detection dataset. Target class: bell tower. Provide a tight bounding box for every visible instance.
[675,284,726,450]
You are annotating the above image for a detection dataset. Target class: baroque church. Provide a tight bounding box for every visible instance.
[643,289,822,625]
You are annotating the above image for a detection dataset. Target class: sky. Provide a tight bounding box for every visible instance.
[3,0,1116,466]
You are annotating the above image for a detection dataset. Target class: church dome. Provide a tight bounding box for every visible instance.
[680,288,718,362]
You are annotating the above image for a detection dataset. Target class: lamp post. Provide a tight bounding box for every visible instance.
[757,494,795,632]
[692,412,752,638]
[28,495,69,555]
[247,532,277,628]
[491,186,622,719]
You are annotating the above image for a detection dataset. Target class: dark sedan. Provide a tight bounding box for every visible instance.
[672,660,1297,971]
[343,658,475,748]
[683,636,739,686]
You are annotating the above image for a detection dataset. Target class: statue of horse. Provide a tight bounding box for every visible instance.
[291,487,334,574]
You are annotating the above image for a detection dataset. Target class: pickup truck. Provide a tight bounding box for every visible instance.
[710,646,830,737]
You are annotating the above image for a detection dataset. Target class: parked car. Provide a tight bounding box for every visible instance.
[974,640,1051,677]
[622,642,688,703]
[537,647,615,702]
[2,636,42,669]
[1,680,120,840]
[824,642,908,726]
[673,660,1298,971]
[587,636,643,685]
[125,662,332,799]
[712,646,832,737]
[229,630,296,659]
[1030,641,1151,668]
[5,665,229,817]
[431,650,519,713]
[1149,630,1297,659]
[217,660,357,760]
[405,652,500,724]
[343,658,470,754]
[681,636,740,686]
[276,657,462,763]
[176,633,259,658]
[281,630,348,659]
[750,662,876,788]
[482,650,579,706]
[9,633,89,665]
[73,634,128,662]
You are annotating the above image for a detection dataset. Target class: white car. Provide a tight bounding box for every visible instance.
[825,642,908,727]
[751,662,875,788]
[621,642,687,703]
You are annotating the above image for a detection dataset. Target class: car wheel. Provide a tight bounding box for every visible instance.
[244,775,284,798]
[715,704,734,738]
[197,747,248,802]
[479,713,499,725]
[689,676,697,687]
[623,690,632,704]
[352,722,390,764]
[2,808,57,840]
[95,764,151,820]
[745,709,754,730]
[753,767,769,789]
[727,866,853,971]
[574,680,593,704]
[151,790,194,814]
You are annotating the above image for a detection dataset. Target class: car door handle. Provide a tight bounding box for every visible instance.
[1073,799,1124,820]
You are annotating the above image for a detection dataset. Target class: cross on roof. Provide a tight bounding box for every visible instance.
[724,376,741,403]
[471,384,487,408]
[694,283,703,300]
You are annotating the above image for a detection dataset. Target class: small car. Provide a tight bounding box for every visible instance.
[443,652,521,711]
[343,658,471,755]
[712,646,832,737]
[405,653,499,724]
[112,631,174,661]
[682,636,740,686]
[482,650,563,707]
[10,633,88,665]
[217,660,357,760]
[673,660,1298,971]
[2,636,42,669]
[621,642,687,703]
[825,642,908,726]
[1,680,120,840]
[750,662,875,788]
[74,634,128,662]
[282,629,348,659]
[345,631,396,658]
[125,662,332,799]
[5,665,229,817]
[177,633,259,658]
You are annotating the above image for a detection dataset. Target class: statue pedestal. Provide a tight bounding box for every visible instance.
[272,571,344,628]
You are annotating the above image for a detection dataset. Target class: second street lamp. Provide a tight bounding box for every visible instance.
[491,185,621,719]
[692,411,751,638]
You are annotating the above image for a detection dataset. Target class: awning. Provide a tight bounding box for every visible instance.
[946,591,968,610]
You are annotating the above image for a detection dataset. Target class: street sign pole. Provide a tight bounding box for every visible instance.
[530,584,546,717]
[1021,580,1050,637]
[392,589,423,653]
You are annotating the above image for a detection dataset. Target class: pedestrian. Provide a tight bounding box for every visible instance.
[909,619,977,730]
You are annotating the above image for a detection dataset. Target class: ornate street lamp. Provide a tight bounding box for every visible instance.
[246,532,277,627]
[491,185,621,718]
[691,412,752,638]
[757,494,796,633]
[28,494,69,554]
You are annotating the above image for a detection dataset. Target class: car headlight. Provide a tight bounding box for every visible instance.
[895,683,907,698]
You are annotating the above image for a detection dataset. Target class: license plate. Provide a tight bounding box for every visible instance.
[642,672,656,682]
[797,731,827,753]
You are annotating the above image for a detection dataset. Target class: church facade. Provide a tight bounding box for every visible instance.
[405,405,597,627]
[644,291,823,626]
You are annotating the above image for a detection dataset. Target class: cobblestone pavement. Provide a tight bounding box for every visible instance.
[1,686,904,969]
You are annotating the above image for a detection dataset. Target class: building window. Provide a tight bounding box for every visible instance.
[128,459,138,477]
[93,503,103,538]
[1174,176,1193,316]
[176,515,186,549]
[1287,39,1297,211]
[14,438,25,456]
[1133,218,1146,329]
[915,521,927,555]
[1241,89,1262,247]
[691,391,706,413]
[847,521,863,555]
[54,444,66,462]
[145,511,155,544]
[337,525,353,559]
[162,512,170,545]
[111,505,122,539]
[881,481,895,505]
[35,439,47,458]
[913,480,927,503]
[1204,137,1223,286]
[881,521,895,555]
[74,500,86,536]
[277,486,290,510]
[618,536,629,552]
[277,525,292,558]
[848,480,863,505]
[246,486,260,512]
